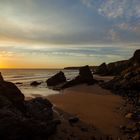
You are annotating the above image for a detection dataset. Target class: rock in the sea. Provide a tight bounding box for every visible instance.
[0,73,59,140]
[62,65,96,89]
[46,71,66,86]
[30,81,41,86]
[0,72,4,81]
[79,65,94,83]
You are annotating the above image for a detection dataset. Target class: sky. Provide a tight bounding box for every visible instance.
[0,0,140,68]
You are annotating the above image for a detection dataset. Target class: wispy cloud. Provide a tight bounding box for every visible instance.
[107,29,120,42]
[81,0,140,19]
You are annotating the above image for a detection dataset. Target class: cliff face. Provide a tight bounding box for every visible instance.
[96,49,140,76]
[129,49,140,66]
[107,60,129,75]
[102,49,140,97]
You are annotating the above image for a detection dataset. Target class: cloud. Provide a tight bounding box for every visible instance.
[106,29,120,42]
[81,0,93,7]
[116,22,140,34]
[0,0,140,45]
[81,0,140,19]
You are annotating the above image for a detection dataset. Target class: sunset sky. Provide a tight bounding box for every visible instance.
[0,0,140,68]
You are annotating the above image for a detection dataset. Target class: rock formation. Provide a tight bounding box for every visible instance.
[95,63,108,76]
[0,72,4,81]
[0,74,59,140]
[102,66,140,96]
[46,71,66,86]
[95,49,140,76]
[62,65,97,89]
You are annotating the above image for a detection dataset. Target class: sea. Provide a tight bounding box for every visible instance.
[0,69,78,98]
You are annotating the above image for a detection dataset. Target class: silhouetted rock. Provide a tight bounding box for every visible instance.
[25,97,53,121]
[0,74,60,140]
[30,81,41,86]
[129,49,140,66]
[107,60,129,75]
[0,81,24,106]
[103,66,140,96]
[95,63,108,76]
[79,65,94,83]
[46,71,66,86]
[0,72,4,81]
[95,49,140,76]
[62,65,97,89]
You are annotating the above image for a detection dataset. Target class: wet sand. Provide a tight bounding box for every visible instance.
[48,84,125,137]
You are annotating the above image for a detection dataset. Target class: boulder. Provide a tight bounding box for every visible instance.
[0,73,59,140]
[0,81,24,105]
[62,65,96,89]
[25,97,53,121]
[46,71,66,86]
[30,81,41,86]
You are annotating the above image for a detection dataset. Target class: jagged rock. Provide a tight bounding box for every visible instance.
[79,65,94,83]
[95,49,140,76]
[95,63,108,76]
[25,97,53,121]
[107,60,129,75]
[0,81,24,106]
[0,72,4,81]
[62,65,96,89]
[30,81,41,86]
[102,66,140,96]
[0,73,59,140]
[46,71,66,86]
[130,49,140,66]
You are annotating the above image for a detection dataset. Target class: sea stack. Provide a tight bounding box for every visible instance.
[0,72,4,82]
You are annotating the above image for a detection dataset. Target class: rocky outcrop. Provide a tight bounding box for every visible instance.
[0,75,59,140]
[95,49,140,76]
[0,72,4,81]
[62,65,97,89]
[46,71,66,86]
[129,49,140,66]
[102,66,140,96]
[107,60,129,75]
[95,63,108,76]
[0,80,25,112]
